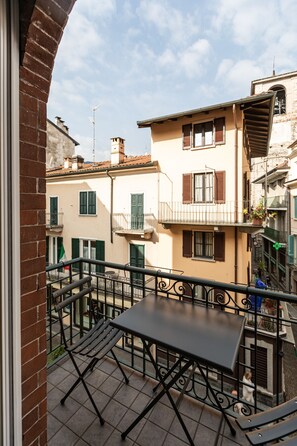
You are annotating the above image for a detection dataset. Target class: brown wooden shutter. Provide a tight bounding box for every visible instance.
[251,345,267,389]
[182,173,192,203]
[214,117,225,144]
[214,171,225,203]
[214,232,225,261]
[182,124,192,149]
[183,231,192,257]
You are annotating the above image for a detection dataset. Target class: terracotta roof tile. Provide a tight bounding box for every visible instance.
[46,154,152,177]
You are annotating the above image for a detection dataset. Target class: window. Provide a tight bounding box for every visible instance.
[194,232,213,258]
[182,117,225,150]
[79,191,96,215]
[194,173,213,202]
[183,230,225,261]
[270,85,286,115]
[72,238,105,273]
[183,171,225,204]
[46,236,63,265]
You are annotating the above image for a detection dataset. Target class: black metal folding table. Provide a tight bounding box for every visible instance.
[110,294,244,445]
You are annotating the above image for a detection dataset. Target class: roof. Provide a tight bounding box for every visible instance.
[46,154,155,178]
[253,161,289,184]
[137,92,275,158]
[47,118,79,146]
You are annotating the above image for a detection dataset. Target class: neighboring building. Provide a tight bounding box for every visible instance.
[137,93,274,292]
[250,70,297,290]
[46,116,79,168]
[46,137,159,279]
[285,139,297,293]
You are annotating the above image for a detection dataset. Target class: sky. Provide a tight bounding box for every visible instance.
[47,0,297,162]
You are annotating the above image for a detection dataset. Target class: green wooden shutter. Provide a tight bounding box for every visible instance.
[72,238,80,270]
[130,244,144,285]
[57,237,63,271]
[50,196,58,225]
[80,191,87,214]
[88,191,96,214]
[131,194,144,229]
[96,240,105,273]
[288,235,295,265]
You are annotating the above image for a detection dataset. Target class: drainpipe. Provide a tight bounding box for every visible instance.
[106,170,114,244]
[233,104,239,291]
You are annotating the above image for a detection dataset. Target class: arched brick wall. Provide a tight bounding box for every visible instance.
[19,1,75,444]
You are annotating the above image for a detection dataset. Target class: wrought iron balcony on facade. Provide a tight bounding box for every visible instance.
[113,213,155,239]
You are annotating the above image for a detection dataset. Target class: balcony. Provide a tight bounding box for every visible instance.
[263,227,287,244]
[46,259,297,444]
[159,201,254,227]
[266,195,287,210]
[113,213,155,239]
[46,212,64,232]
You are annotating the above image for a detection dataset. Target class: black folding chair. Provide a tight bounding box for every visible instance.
[53,276,129,425]
[236,397,297,445]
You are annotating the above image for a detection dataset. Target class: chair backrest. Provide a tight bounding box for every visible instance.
[53,276,94,348]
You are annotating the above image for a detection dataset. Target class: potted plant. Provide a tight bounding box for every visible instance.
[243,200,277,225]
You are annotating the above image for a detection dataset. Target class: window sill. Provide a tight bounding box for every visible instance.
[79,214,97,217]
[191,257,215,262]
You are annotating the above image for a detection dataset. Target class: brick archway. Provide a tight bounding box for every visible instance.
[19,1,75,444]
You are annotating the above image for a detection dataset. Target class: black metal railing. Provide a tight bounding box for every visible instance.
[46,258,297,417]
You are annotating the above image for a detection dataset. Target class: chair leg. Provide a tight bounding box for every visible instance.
[111,350,129,384]
[62,354,105,425]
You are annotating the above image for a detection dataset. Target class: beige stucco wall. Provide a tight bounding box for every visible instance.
[46,168,159,267]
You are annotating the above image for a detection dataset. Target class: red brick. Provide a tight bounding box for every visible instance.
[21,307,38,331]
[38,129,47,146]
[22,374,38,400]
[22,53,52,81]
[20,193,45,211]
[38,396,47,418]
[25,40,55,70]
[20,78,48,103]
[21,257,45,277]
[22,407,38,434]
[22,352,46,382]
[20,66,51,95]
[20,123,39,145]
[53,0,75,15]
[20,225,45,243]
[37,0,68,28]
[23,412,47,446]
[32,7,63,43]
[37,303,46,322]
[20,142,39,161]
[38,210,45,225]
[37,240,46,257]
[38,333,46,352]
[20,177,37,194]
[28,23,58,56]
[38,367,47,386]
[20,92,38,112]
[38,177,46,193]
[20,107,38,128]
[21,241,38,261]
[21,289,45,312]
[38,100,46,129]
[20,210,38,227]
[39,429,47,446]
[38,272,46,289]
[21,320,45,347]
[37,146,46,163]
[22,339,38,364]
[20,159,45,178]
[21,275,38,295]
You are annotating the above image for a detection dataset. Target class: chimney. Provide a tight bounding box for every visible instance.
[72,155,84,170]
[55,116,69,134]
[111,137,125,165]
[64,157,72,169]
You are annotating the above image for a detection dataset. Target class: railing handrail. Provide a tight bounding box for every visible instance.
[46,257,297,304]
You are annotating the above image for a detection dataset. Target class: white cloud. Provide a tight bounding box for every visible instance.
[137,0,199,45]
[75,0,116,18]
[216,59,264,96]
[180,39,211,79]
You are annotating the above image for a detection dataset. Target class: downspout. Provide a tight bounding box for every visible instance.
[106,170,114,244]
[233,104,239,292]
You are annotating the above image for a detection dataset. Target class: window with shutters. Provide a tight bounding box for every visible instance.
[294,196,297,219]
[183,230,225,261]
[194,173,213,202]
[79,190,96,215]
[47,236,63,265]
[182,118,225,150]
[72,238,105,273]
[183,171,225,204]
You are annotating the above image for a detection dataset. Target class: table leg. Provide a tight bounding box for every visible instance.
[152,356,185,393]
[195,362,236,436]
[121,342,194,445]
[142,340,195,446]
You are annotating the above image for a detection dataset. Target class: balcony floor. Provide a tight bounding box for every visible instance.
[47,356,249,446]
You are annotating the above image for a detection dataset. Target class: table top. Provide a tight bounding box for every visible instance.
[111,294,244,374]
